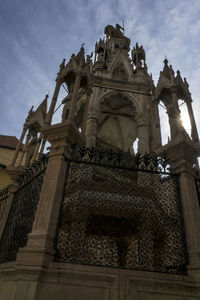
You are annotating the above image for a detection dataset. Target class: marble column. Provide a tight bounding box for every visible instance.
[137,113,149,154]
[81,91,91,136]
[167,88,183,141]
[17,132,31,166]
[46,79,62,125]
[186,97,199,142]
[68,72,81,120]
[152,98,162,149]
[10,126,27,166]
[85,108,100,148]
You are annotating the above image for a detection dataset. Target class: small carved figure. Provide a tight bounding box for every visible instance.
[115,23,124,34]
[97,51,104,62]
[86,52,93,65]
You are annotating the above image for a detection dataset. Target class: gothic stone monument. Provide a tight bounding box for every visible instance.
[0,24,200,300]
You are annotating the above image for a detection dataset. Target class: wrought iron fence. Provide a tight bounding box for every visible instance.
[0,155,48,264]
[54,145,187,275]
[0,186,9,221]
[70,144,170,173]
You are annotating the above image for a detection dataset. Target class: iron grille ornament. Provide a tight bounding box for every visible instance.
[0,186,9,220]
[0,154,48,263]
[15,154,48,188]
[55,146,187,275]
[70,144,171,174]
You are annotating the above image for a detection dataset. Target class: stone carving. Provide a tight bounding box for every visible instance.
[112,63,128,81]
[132,43,146,66]
[104,24,124,39]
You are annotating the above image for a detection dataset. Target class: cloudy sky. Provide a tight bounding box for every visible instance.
[0,0,200,145]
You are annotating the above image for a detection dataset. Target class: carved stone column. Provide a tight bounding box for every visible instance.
[32,134,42,162]
[156,136,200,280]
[186,97,199,142]
[17,132,31,166]
[46,78,62,125]
[166,88,183,141]
[10,126,27,166]
[68,72,81,120]
[81,90,91,136]
[85,109,99,148]
[152,99,162,149]
[167,107,180,140]
[16,120,84,267]
[137,113,149,154]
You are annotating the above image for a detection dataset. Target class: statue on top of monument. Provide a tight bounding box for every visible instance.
[104,24,124,39]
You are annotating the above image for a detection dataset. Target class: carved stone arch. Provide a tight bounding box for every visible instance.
[95,91,140,151]
[97,90,141,113]
[63,71,76,93]
[155,84,188,141]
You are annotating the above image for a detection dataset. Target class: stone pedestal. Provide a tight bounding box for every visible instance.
[7,166,26,187]
[16,120,84,268]
[1,261,200,300]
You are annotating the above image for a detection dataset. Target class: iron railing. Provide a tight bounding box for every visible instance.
[54,145,187,275]
[0,155,48,264]
[70,144,171,173]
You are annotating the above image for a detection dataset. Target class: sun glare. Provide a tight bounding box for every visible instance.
[179,104,191,136]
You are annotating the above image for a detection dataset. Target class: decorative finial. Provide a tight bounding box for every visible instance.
[28,106,34,115]
[59,58,66,71]
[25,106,34,126]
[184,77,189,88]
[169,65,175,77]
[177,70,181,78]
[163,57,168,65]
[81,43,85,48]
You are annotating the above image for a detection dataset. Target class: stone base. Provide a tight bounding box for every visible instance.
[0,262,200,300]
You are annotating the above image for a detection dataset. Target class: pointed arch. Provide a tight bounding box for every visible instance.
[95,91,141,151]
[97,90,142,114]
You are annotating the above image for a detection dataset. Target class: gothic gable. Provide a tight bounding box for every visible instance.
[108,52,133,81]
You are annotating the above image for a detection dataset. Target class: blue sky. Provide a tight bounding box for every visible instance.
[0,0,200,144]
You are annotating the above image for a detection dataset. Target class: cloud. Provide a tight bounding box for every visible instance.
[0,0,199,145]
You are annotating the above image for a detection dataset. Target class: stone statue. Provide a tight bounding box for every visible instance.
[104,24,124,39]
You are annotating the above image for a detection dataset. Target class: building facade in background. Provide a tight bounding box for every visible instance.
[0,135,24,189]
[0,24,200,300]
